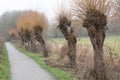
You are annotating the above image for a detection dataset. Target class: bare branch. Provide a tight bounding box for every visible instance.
[113,0,120,15]
[55,1,72,23]
[72,0,113,20]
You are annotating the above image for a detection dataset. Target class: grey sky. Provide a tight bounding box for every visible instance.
[0,0,62,21]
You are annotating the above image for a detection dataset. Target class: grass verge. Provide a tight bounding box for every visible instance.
[11,43,72,80]
[0,45,9,80]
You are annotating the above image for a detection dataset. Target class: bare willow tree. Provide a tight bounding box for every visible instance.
[56,5,77,68]
[17,12,36,52]
[72,0,112,80]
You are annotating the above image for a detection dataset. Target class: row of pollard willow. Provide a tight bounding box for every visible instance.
[9,0,118,80]
[56,0,115,80]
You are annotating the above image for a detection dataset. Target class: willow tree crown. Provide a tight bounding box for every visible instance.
[17,10,48,32]
[72,0,112,24]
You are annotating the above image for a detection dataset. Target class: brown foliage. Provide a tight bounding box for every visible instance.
[16,10,48,52]
[17,10,48,32]
[31,11,48,31]
[8,28,17,37]
[8,28,18,42]
[16,10,48,42]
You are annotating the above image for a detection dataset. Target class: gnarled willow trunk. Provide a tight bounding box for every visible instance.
[36,35,48,57]
[19,30,25,46]
[88,27,106,80]
[21,30,36,53]
[67,34,77,68]
[28,35,36,52]
[59,24,77,68]
[34,27,48,57]
[83,11,107,80]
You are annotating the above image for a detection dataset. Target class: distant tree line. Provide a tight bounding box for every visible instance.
[0,11,22,40]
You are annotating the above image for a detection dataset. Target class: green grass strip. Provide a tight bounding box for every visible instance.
[0,45,9,80]
[12,43,72,80]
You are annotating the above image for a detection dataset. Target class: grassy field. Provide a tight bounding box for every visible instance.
[12,43,72,80]
[48,36,120,54]
[49,36,120,44]
[0,45,9,80]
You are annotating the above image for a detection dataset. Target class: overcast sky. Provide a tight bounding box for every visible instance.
[0,0,66,22]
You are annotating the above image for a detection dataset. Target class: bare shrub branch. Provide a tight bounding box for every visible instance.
[113,0,120,15]
[55,2,72,23]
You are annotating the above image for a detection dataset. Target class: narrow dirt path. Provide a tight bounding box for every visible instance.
[6,42,56,80]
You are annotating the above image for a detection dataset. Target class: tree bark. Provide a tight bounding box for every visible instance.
[67,35,77,68]
[60,28,77,68]
[28,38,36,52]
[87,26,107,80]
[36,35,48,57]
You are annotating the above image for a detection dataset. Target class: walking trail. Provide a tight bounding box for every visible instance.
[6,42,56,80]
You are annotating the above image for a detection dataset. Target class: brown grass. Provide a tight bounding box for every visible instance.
[43,42,120,80]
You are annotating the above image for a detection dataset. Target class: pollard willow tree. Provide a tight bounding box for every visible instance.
[30,11,48,57]
[72,0,113,80]
[8,28,17,42]
[56,6,77,68]
[17,11,48,57]
[17,12,36,52]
